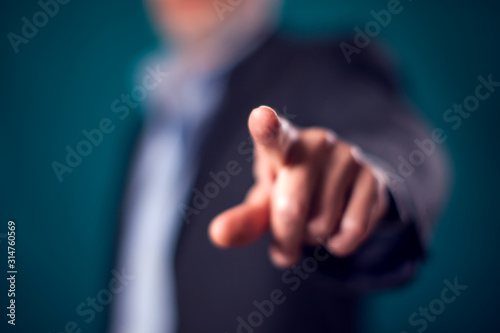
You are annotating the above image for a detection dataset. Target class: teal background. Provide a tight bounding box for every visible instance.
[1,0,499,332]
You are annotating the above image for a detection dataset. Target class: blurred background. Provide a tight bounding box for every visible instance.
[1,0,499,332]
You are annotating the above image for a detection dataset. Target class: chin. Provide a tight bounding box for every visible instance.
[166,15,225,45]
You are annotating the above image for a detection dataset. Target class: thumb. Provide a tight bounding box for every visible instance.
[209,185,270,248]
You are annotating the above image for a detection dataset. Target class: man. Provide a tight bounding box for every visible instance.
[110,0,449,332]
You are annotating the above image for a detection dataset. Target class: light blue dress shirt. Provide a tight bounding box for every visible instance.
[109,57,228,333]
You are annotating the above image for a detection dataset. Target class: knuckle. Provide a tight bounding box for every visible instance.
[307,219,331,239]
[304,129,336,154]
[330,244,356,257]
[335,144,358,169]
[344,221,367,239]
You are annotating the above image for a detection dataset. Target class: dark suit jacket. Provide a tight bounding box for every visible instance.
[130,33,448,333]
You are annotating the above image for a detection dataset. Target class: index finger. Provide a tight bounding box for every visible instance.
[248,106,298,165]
